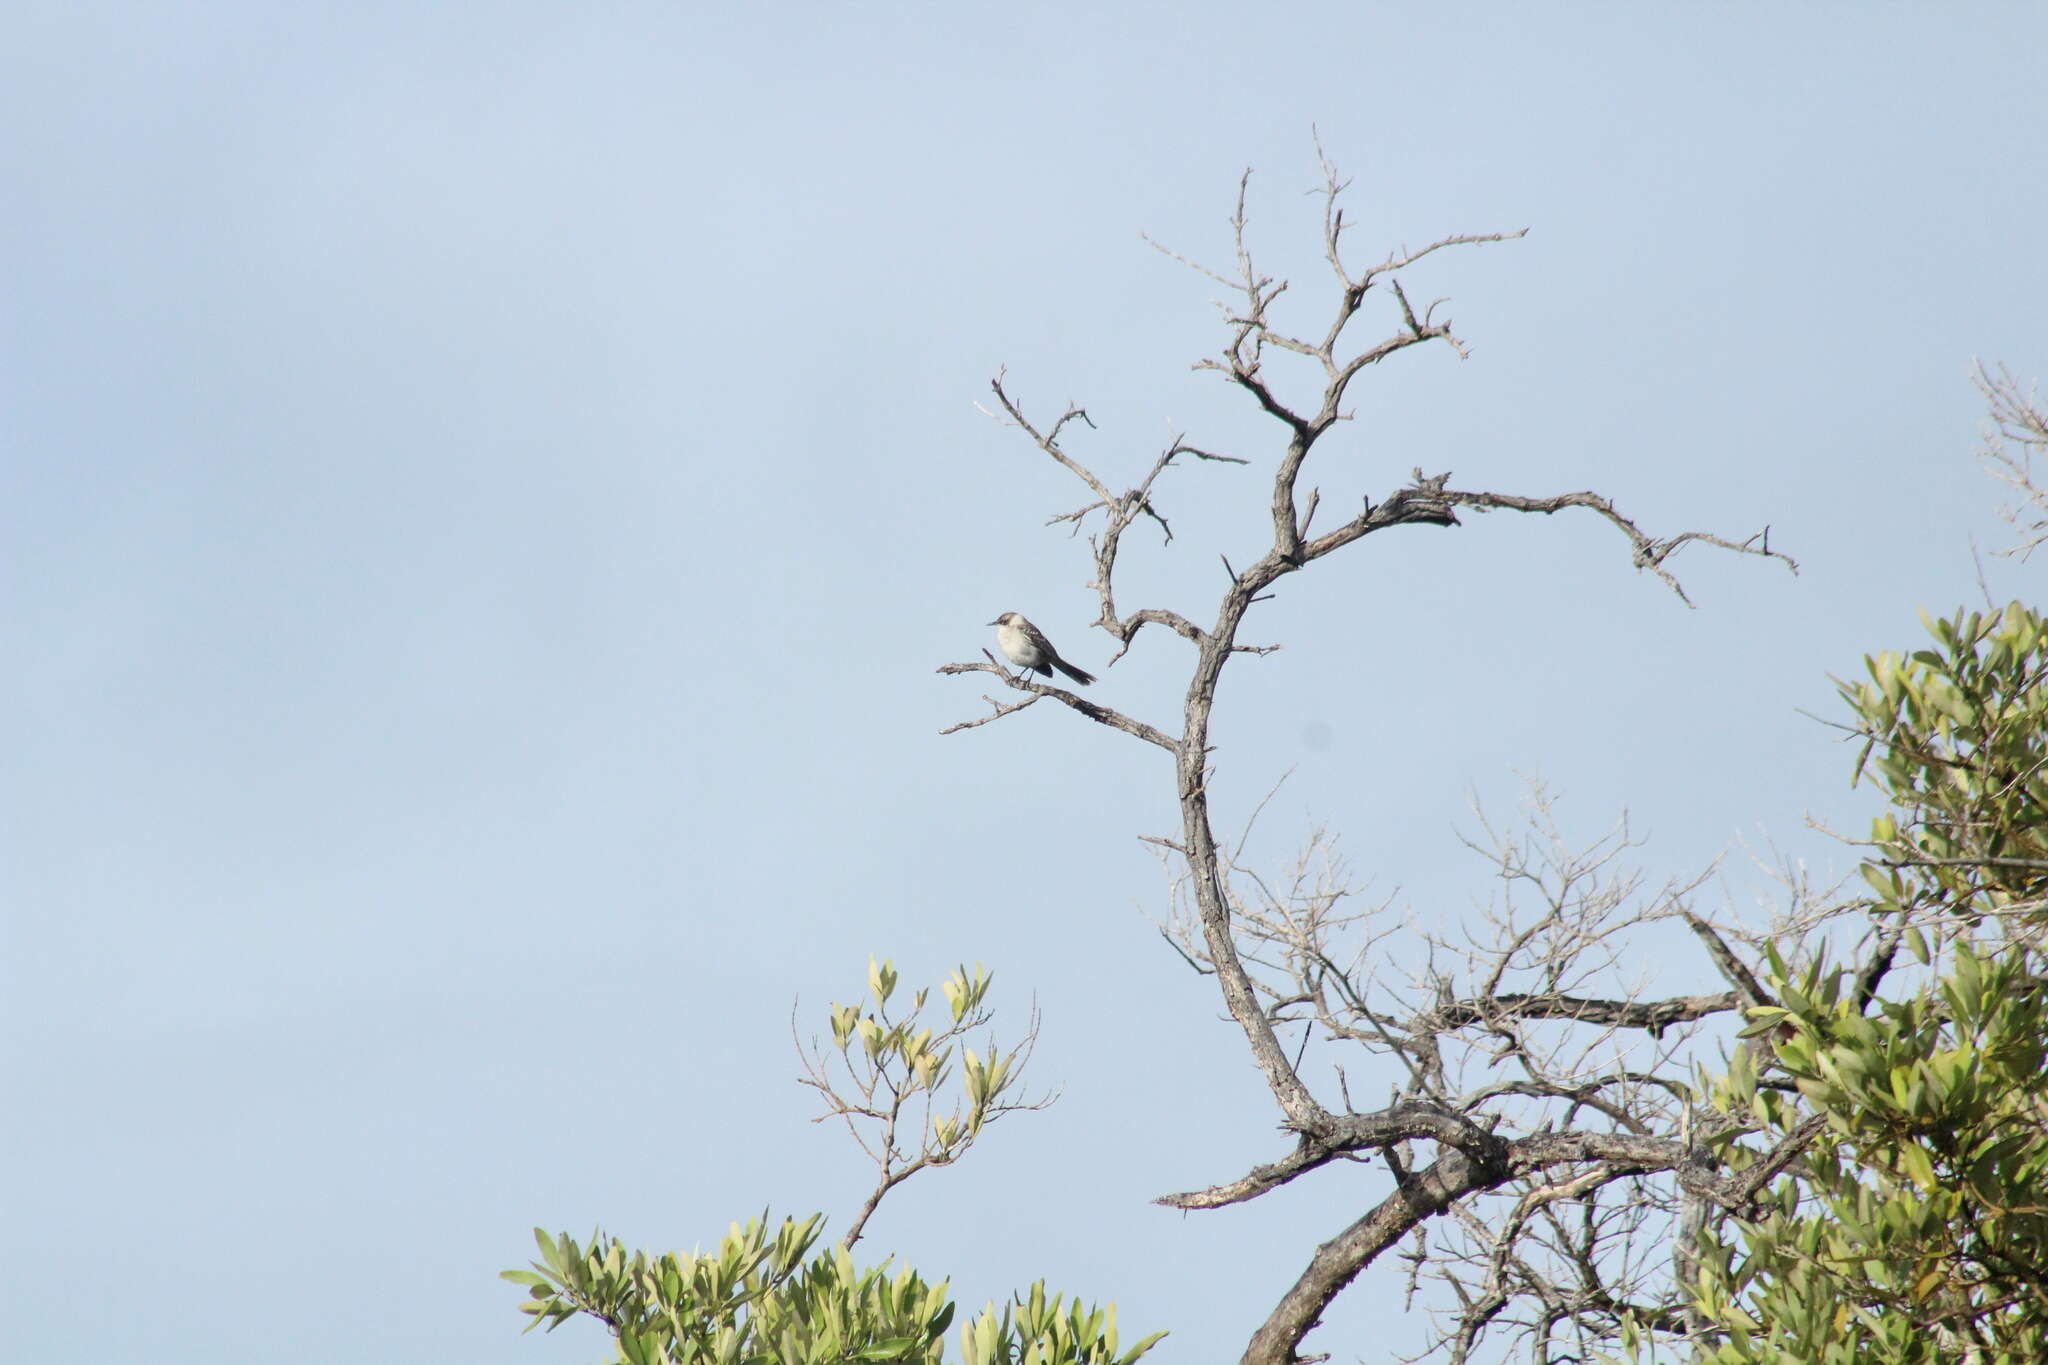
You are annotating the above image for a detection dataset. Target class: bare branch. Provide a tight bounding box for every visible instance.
[1156,1099,1495,1210]
[1238,1115,1830,1364]
[935,660,1179,750]
[1244,1143,1513,1362]
[981,372,1118,510]
[1433,478,1798,606]
[1683,911,1773,1009]
[1416,988,1742,1036]
[1975,360,2048,558]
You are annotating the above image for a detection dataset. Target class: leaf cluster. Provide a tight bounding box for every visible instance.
[1844,603,2048,933]
[505,1218,1163,1365]
[806,959,1037,1167]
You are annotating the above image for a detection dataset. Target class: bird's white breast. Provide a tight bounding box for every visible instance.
[997,621,1044,666]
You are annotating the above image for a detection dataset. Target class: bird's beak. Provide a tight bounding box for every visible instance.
[986,617,1001,626]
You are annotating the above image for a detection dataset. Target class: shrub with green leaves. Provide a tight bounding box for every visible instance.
[1693,943,2048,1365]
[1676,602,2048,1365]
[505,1217,1165,1365]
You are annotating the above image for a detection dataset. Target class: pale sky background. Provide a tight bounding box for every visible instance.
[5,3,2046,1363]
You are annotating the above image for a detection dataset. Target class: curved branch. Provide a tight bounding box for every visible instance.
[1242,1143,1512,1364]
[1436,480,1799,606]
[1233,1118,1830,1364]
[1156,1099,1492,1210]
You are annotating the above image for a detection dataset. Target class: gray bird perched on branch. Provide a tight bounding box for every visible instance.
[988,612,1095,686]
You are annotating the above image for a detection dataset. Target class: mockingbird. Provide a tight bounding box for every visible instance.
[988,611,1096,686]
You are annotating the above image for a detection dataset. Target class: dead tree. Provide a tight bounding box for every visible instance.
[941,157,1812,1365]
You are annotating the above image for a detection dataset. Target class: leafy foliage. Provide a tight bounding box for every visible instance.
[1695,944,2048,1364]
[507,965,1164,1365]
[1679,603,2048,1365]
[1846,602,2048,931]
[505,1218,1164,1365]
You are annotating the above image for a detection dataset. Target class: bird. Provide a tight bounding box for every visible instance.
[988,611,1096,686]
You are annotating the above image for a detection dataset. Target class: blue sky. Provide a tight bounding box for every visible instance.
[5,3,2045,1362]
